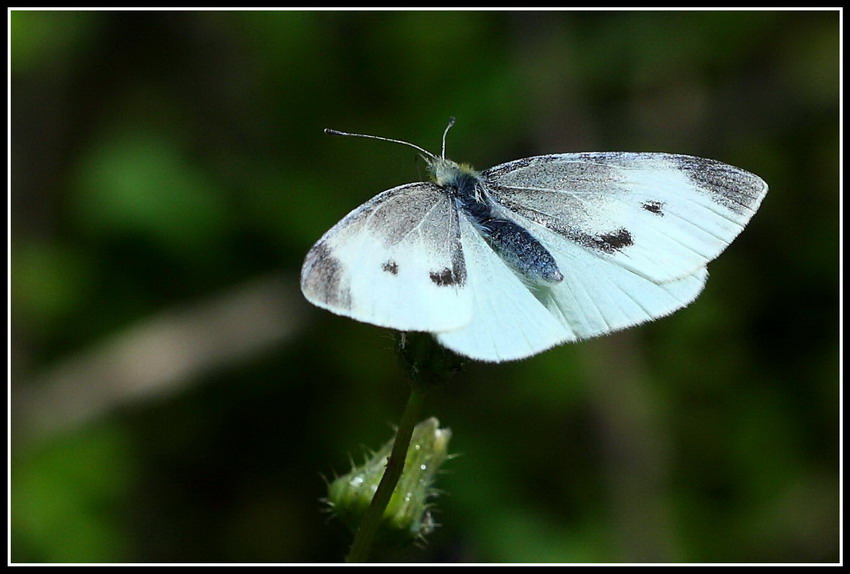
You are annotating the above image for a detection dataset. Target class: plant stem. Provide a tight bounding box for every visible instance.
[345,383,429,562]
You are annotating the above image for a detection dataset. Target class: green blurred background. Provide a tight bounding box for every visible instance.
[11,9,839,563]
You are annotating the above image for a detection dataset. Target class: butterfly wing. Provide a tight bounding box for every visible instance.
[435,215,574,362]
[300,182,472,332]
[437,152,766,362]
[520,212,710,340]
[436,211,709,362]
[485,152,768,283]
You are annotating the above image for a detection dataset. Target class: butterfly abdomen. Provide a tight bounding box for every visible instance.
[479,218,564,284]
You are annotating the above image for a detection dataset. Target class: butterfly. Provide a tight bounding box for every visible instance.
[300,119,768,362]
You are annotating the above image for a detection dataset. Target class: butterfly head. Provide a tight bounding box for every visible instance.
[428,156,481,188]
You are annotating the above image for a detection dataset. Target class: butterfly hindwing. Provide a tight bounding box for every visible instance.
[520,210,710,340]
[435,209,710,362]
[435,215,574,362]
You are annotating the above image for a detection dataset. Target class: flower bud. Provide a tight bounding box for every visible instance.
[327,417,451,543]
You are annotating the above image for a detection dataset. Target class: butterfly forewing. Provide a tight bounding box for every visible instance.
[300,182,472,332]
[485,153,768,283]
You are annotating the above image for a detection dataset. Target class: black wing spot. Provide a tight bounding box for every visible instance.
[429,267,457,287]
[382,260,399,275]
[597,228,633,252]
[578,228,633,254]
[642,200,664,216]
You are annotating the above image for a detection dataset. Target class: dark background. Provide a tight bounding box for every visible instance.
[11,10,839,563]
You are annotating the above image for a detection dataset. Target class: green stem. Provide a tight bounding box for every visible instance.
[345,383,429,562]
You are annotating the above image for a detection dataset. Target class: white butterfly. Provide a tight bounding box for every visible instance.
[301,119,768,362]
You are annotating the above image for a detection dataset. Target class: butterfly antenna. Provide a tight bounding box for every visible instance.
[441,117,455,159]
[324,128,437,161]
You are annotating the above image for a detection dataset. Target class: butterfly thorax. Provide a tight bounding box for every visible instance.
[428,157,486,214]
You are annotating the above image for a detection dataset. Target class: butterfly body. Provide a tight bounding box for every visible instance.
[432,157,564,286]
